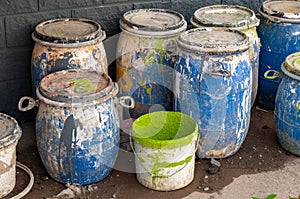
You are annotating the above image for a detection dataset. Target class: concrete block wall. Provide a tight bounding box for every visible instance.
[0,0,264,122]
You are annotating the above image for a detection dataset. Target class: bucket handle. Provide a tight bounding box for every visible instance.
[205,62,231,77]
[130,133,199,178]
[264,69,283,80]
[18,96,38,112]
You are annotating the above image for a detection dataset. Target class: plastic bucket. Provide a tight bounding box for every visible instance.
[132,111,198,191]
[275,52,300,156]
[257,0,300,109]
[0,113,22,198]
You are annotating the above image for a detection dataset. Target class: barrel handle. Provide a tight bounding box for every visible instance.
[264,69,283,80]
[119,96,135,109]
[130,133,199,178]
[18,96,38,112]
[205,62,231,77]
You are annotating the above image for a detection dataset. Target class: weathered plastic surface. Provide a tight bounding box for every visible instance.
[174,28,252,159]
[257,0,300,109]
[35,70,120,185]
[31,18,107,98]
[191,5,260,106]
[275,52,300,156]
[0,113,22,198]
[117,9,187,119]
[132,111,198,191]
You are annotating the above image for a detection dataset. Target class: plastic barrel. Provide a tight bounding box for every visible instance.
[116,9,187,119]
[191,5,260,107]
[175,28,252,158]
[257,0,300,109]
[275,52,300,156]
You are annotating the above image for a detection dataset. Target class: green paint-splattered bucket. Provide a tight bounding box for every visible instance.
[132,111,198,191]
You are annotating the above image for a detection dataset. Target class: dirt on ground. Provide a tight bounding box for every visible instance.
[3,105,298,199]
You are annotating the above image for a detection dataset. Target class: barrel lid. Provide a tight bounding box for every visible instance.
[260,0,300,21]
[39,69,114,103]
[33,18,105,43]
[177,28,249,54]
[0,113,22,149]
[191,5,259,29]
[282,52,300,79]
[119,9,187,36]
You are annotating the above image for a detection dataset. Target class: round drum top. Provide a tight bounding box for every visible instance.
[33,18,104,43]
[39,69,114,103]
[177,28,249,54]
[260,0,300,21]
[282,52,300,79]
[0,113,22,149]
[120,9,187,36]
[191,5,259,29]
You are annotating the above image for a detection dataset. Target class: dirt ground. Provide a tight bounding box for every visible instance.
[4,104,298,199]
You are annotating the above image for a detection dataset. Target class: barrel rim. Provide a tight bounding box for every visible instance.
[119,8,187,37]
[177,27,250,54]
[282,52,300,80]
[191,5,260,30]
[0,113,22,150]
[259,0,300,23]
[32,18,106,45]
[37,69,117,106]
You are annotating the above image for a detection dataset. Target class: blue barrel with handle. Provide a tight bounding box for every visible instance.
[275,52,300,156]
[18,69,134,185]
[257,0,300,109]
[174,28,251,158]
[191,5,260,107]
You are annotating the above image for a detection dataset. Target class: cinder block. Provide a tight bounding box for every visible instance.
[0,48,32,81]
[0,0,38,16]
[0,78,34,123]
[72,5,133,36]
[39,0,102,11]
[133,2,171,9]
[5,11,70,47]
[0,18,5,48]
[170,0,222,24]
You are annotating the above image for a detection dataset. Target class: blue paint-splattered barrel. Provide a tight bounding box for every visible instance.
[257,0,300,109]
[31,18,107,98]
[275,52,300,156]
[191,5,260,107]
[174,28,251,158]
[116,9,187,119]
[22,70,120,185]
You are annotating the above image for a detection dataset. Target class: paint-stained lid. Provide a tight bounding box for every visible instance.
[282,52,300,79]
[177,28,249,54]
[260,0,300,22]
[33,18,105,44]
[0,113,22,149]
[191,5,259,30]
[38,69,115,103]
[120,9,187,36]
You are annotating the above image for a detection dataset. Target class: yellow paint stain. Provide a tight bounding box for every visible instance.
[116,66,132,93]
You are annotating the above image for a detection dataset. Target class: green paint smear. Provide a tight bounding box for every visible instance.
[151,155,193,189]
[295,58,300,67]
[132,111,198,149]
[69,78,97,93]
